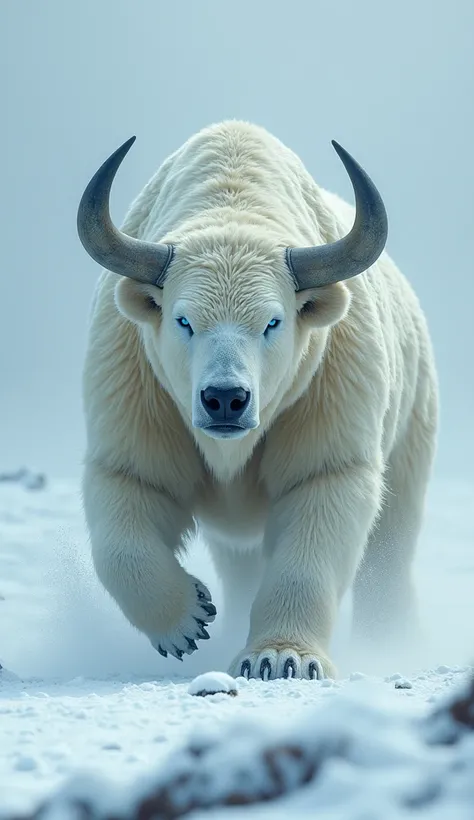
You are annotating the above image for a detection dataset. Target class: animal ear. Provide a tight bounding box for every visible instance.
[296,281,351,328]
[115,278,163,324]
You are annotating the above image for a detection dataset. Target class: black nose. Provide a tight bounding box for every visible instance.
[201,386,251,422]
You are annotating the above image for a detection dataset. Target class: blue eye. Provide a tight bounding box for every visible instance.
[265,318,281,334]
[176,316,194,334]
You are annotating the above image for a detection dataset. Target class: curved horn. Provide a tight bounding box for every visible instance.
[77,136,174,286]
[286,141,388,291]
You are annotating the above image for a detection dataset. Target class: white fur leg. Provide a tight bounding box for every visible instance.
[83,461,216,660]
[353,411,437,653]
[205,539,264,629]
[229,465,382,680]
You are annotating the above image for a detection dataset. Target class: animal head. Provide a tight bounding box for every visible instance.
[77,135,387,441]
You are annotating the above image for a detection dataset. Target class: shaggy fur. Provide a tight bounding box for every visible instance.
[82,121,438,679]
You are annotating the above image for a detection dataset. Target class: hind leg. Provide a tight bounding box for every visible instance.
[352,408,437,654]
[202,533,264,659]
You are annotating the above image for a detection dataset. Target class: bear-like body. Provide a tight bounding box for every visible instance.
[81,121,438,679]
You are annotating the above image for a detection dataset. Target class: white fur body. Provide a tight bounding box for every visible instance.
[82,121,438,678]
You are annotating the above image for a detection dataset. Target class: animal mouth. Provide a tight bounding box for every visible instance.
[203,424,250,439]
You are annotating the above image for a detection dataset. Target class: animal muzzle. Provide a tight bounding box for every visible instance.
[197,385,256,439]
[200,386,251,423]
[191,328,260,439]
[193,383,258,439]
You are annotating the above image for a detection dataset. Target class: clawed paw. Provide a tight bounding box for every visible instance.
[229,647,332,681]
[149,578,216,661]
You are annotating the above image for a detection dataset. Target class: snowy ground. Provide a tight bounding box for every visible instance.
[0,475,473,817]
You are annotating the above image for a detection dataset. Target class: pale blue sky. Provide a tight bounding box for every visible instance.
[1,0,472,478]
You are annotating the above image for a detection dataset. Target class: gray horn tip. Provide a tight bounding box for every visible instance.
[331,139,349,162]
[100,135,137,171]
[114,135,137,160]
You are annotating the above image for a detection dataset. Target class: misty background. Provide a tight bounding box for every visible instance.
[1,0,473,482]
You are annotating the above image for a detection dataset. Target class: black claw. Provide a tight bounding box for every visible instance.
[193,617,210,639]
[240,660,251,679]
[200,602,217,618]
[157,645,168,658]
[172,645,184,661]
[308,661,320,680]
[186,637,198,651]
[259,658,272,680]
[283,658,297,679]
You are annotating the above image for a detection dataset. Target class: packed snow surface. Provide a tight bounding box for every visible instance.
[0,476,473,817]
[188,671,239,696]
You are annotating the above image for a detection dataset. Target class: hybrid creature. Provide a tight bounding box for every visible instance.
[77,121,438,679]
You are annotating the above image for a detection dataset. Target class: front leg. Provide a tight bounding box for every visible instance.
[83,461,216,660]
[228,464,382,680]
